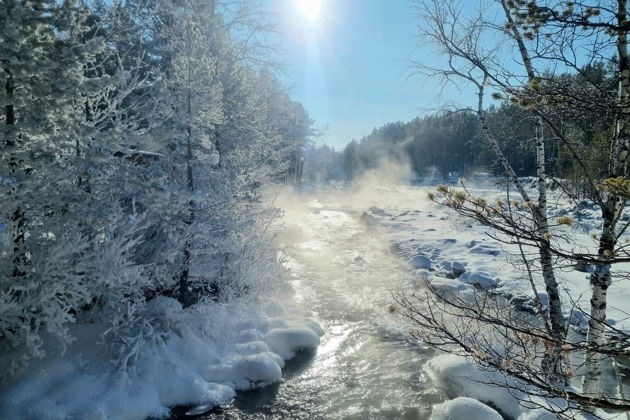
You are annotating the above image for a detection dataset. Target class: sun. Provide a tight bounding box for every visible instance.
[294,0,323,22]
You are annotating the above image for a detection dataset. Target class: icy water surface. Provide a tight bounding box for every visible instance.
[200,190,445,419]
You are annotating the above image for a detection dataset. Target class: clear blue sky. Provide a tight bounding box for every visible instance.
[268,0,475,150]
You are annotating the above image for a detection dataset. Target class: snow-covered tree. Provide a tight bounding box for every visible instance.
[0,0,113,361]
[0,0,313,376]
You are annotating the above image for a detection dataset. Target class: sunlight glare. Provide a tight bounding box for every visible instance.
[295,0,322,22]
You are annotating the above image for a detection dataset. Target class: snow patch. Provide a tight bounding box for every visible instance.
[430,397,502,420]
[263,327,321,360]
[201,352,284,389]
[459,271,497,290]
[411,254,432,269]
[425,354,523,419]
[428,277,472,294]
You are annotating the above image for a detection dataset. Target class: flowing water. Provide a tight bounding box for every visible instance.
[201,190,445,419]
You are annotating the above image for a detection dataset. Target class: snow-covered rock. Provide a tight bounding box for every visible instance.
[430,397,502,420]
[429,277,471,294]
[201,352,284,389]
[426,354,523,419]
[411,254,432,269]
[263,327,321,360]
[232,341,270,356]
[368,206,389,216]
[451,262,466,277]
[469,244,501,257]
[459,271,497,290]
[360,211,378,226]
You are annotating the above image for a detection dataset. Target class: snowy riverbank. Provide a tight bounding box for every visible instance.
[2,181,629,419]
[0,295,322,420]
[361,182,630,334]
[346,180,630,419]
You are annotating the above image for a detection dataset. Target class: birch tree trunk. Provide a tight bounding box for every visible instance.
[582,0,630,394]
[499,0,566,380]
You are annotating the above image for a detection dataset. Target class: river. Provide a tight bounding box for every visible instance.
[194,188,444,419]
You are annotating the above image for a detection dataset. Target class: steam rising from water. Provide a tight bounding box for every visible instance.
[356,157,413,187]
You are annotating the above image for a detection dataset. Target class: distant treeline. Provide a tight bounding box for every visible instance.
[304,61,615,184]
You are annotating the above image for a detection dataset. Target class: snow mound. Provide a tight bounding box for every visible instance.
[459,271,497,290]
[0,298,324,420]
[232,341,270,356]
[425,354,523,419]
[360,211,378,226]
[411,254,432,269]
[430,397,502,420]
[263,327,321,359]
[201,352,284,389]
[428,276,472,294]
[144,295,183,317]
[425,354,603,420]
[469,245,501,256]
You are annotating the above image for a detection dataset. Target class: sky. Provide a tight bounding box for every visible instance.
[268,0,476,150]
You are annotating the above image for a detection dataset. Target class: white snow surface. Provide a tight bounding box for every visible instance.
[0,297,323,420]
[430,397,503,420]
[427,353,607,420]
[357,182,630,333]
[427,354,524,418]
